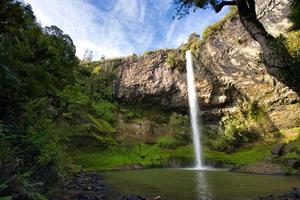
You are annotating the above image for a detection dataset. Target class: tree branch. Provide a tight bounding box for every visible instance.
[211,0,237,13]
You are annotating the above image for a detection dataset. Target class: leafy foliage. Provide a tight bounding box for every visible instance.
[180,32,201,55]
[168,113,191,143]
[0,1,117,198]
[156,135,182,149]
[284,30,300,59]
[210,102,273,152]
[173,0,211,18]
[164,51,185,70]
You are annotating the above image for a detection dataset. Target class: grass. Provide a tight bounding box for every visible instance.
[203,143,273,166]
[0,197,11,200]
[70,141,276,171]
[70,144,170,171]
[156,135,182,149]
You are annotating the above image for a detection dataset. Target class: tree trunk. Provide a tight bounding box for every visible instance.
[236,0,299,93]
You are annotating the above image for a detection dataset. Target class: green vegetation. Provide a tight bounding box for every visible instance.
[202,7,237,41]
[164,51,185,70]
[204,143,273,166]
[207,102,273,152]
[0,1,80,198]
[179,7,238,55]
[180,32,202,54]
[168,113,191,143]
[0,1,118,198]
[156,135,182,149]
[71,143,169,171]
[1,0,300,199]
[70,140,275,171]
[285,30,300,59]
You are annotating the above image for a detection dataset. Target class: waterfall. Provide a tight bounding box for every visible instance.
[186,50,204,169]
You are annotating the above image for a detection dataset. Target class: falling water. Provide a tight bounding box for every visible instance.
[186,50,204,169]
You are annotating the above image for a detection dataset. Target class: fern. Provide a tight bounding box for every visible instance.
[86,113,116,134]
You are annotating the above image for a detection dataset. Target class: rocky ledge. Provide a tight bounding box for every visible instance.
[254,188,300,200]
[60,173,106,200]
[60,173,161,200]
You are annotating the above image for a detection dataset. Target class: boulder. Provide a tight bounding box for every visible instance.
[271,143,286,156]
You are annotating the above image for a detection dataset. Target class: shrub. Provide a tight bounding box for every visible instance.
[181,33,201,54]
[156,135,182,149]
[92,65,102,75]
[93,100,116,123]
[164,51,185,70]
[168,113,191,143]
[214,102,271,152]
[285,30,300,59]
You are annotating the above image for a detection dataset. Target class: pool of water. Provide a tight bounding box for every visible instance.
[102,168,300,200]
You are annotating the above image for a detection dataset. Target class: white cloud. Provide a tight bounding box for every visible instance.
[25,0,228,60]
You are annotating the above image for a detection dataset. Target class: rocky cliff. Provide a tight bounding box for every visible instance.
[97,0,299,130]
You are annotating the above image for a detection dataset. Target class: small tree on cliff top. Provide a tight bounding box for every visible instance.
[174,0,299,93]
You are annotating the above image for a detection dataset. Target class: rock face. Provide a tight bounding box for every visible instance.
[254,187,300,200]
[193,0,299,126]
[98,0,299,129]
[114,50,188,109]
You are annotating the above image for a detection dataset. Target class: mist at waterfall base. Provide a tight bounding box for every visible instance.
[186,50,204,169]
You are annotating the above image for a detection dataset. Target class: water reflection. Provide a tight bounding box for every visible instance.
[104,169,300,200]
[196,171,214,200]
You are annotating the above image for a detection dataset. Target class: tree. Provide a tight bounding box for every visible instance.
[174,0,299,93]
[82,49,94,64]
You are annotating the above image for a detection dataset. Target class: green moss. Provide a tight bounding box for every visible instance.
[119,104,171,124]
[202,7,237,41]
[285,30,300,58]
[163,51,186,71]
[70,140,274,171]
[71,144,170,171]
[203,143,273,166]
[167,145,194,159]
[168,113,191,143]
[156,135,182,149]
[211,102,273,152]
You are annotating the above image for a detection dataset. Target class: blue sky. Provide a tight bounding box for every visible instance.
[25,0,228,60]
